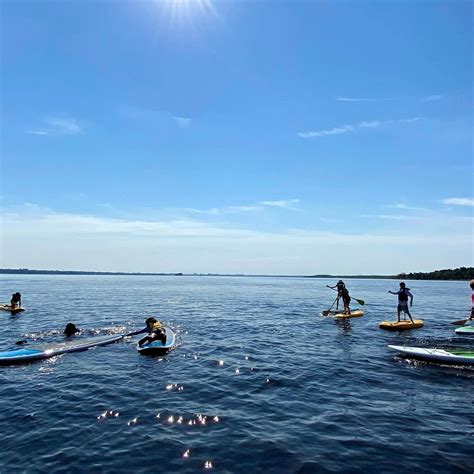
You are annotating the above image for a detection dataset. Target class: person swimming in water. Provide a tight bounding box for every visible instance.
[16,322,80,345]
[388,282,414,322]
[64,323,80,337]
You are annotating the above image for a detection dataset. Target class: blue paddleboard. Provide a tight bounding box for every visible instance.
[0,335,123,365]
[137,327,176,356]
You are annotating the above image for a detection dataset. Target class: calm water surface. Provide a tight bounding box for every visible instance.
[0,276,472,473]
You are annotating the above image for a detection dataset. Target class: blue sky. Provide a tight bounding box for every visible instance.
[1,0,472,274]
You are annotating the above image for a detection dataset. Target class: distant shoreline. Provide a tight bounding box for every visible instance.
[1,267,472,281]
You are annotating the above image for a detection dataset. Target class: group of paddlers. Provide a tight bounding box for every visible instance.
[327,280,414,322]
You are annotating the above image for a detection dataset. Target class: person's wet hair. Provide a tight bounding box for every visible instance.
[64,323,79,337]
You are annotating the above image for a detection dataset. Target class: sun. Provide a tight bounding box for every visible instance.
[163,0,218,23]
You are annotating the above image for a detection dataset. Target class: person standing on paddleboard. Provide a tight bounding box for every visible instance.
[388,282,413,322]
[340,287,351,315]
[327,280,346,310]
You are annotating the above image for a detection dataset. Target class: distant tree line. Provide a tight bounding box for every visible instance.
[396,267,474,281]
[0,268,183,276]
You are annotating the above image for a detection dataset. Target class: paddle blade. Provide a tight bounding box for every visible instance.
[322,311,330,316]
[451,319,468,326]
[355,298,365,306]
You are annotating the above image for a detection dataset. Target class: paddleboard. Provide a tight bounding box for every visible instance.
[0,334,123,365]
[388,345,474,365]
[379,319,423,330]
[137,327,176,356]
[0,304,25,314]
[333,310,364,319]
[455,325,474,335]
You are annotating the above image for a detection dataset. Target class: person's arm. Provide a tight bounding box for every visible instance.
[387,290,397,294]
[126,327,148,336]
[407,290,413,306]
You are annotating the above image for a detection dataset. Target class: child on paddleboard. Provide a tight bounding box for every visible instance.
[136,317,166,346]
[388,282,413,322]
[326,280,346,310]
[340,287,351,315]
[10,292,21,309]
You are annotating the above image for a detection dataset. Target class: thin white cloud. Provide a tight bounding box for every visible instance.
[387,204,427,211]
[117,104,192,128]
[26,117,83,136]
[172,116,192,128]
[337,95,443,103]
[443,198,474,207]
[336,96,374,102]
[259,199,300,210]
[183,208,221,215]
[361,214,416,221]
[183,205,263,215]
[226,205,263,213]
[421,95,443,102]
[182,201,299,214]
[335,96,396,102]
[298,118,420,139]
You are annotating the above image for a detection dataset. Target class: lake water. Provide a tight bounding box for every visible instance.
[0,275,472,473]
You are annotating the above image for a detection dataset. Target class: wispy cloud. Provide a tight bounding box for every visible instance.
[298,117,420,138]
[117,104,192,129]
[387,203,427,211]
[26,117,83,136]
[172,116,192,129]
[337,95,443,103]
[183,208,221,215]
[421,95,443,102]
[361,214,416,221]
[443,198,474,207]
[259,199,300,210]
[335,96,394,102]
[183,205,263,215]
[182,200,300,215]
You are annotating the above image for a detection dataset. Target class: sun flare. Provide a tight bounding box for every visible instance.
[163,0,218,21]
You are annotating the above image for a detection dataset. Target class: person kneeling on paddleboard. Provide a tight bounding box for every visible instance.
[10,292,22,309]
[388,282,413,322]
[137,317,166,346]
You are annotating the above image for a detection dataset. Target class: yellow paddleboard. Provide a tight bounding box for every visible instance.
[379,319,424,330]
[333,310,364,319]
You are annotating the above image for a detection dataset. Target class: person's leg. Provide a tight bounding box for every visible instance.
[397,304,401,322]
[139,335,152,346]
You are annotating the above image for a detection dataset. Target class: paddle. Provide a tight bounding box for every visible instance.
[322,297,338,316]
[326,286,365,306]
